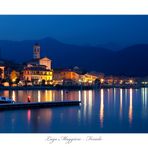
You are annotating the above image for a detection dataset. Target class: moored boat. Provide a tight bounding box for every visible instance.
[0,96,14,104]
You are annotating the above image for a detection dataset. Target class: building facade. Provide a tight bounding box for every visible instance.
[53,69,79,85]
[39,57,51,70]
[23,44,53,85]
[79,73,97,85]
[0,65,5,79]
[33,44,40,59]
[23,65,53,85]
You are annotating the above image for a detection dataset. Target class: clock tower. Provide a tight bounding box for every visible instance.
[33,43,40,59]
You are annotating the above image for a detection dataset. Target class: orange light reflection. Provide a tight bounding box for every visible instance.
[128,89,133,124]
[100,89,104,128]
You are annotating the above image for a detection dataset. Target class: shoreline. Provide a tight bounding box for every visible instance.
[0,85,147,90]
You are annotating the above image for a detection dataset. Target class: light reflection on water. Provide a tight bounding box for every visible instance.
[1,90,79,103]
[128,89,133,124]
[142,88,148,118]
[27,109,31,124]
[81,90,93,124]
[120,89,123,119]
[100,89,104,128]
[0,88,148,133]
[12,91,16,102]
[38,91,41,102]
[88,90,93,120]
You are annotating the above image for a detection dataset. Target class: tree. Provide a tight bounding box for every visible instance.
[42,79,46,86]
[10,70,18,83]
[15,78,20,85]
[94,79,101,87]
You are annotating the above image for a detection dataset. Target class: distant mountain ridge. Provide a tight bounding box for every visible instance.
[0,37,147,77]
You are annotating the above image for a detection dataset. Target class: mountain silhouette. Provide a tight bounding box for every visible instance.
[0,37,147,77]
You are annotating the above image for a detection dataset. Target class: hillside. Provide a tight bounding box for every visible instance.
[0,37,147,76]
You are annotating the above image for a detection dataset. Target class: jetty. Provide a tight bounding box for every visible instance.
[0,100,81,110]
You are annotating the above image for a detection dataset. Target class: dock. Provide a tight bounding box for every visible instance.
[0,100,81,110]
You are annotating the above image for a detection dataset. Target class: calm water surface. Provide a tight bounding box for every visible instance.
[0,88,148,133]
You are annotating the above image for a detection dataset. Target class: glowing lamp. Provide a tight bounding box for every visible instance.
[129,80,133,84]
[100,78,104,83]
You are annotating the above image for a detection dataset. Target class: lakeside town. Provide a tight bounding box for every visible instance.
[0,43,147,89]
[0,14,148,136]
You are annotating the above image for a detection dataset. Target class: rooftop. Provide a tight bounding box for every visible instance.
[24,66,51,71]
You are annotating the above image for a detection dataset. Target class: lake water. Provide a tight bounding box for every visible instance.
[0,88,148,133]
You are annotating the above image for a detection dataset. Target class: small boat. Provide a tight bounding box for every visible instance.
[0,96,15,104]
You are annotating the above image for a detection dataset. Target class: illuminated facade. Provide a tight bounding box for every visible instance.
[61,70,79,81]
[103,76,136,85]
[27,44,52,70]
[10,70,19,82]
[39,57,51,70]
[53,69,79,85]
[0,65,5,79]
[23,65,53,85]
[23,44,53,85]
[79,73,97,85]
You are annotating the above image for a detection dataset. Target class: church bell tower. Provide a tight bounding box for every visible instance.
[33,44,40,59]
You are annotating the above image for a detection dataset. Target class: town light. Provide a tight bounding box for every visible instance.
[12,78,15,82]
[100,78,104,83]
[120,80,123,84]
[129,79,133,84]
[79,79,82,82]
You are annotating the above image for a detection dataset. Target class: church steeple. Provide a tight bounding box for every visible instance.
[33,43,40,59]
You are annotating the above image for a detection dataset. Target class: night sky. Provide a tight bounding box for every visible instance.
[0,15,148,49]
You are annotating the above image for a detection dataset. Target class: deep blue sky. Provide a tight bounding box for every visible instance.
[0,15,148,48]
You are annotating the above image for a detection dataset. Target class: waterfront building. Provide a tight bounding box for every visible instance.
[23,65,53,85]
[0,65,5,79]
[0,59,24,86]
[27,57,52,70]
[139,76,148,86]
[27,44,52,70]
[104,76,114,85]
[0,60,15,80]
[79,73,97,85]
[103,75,137,86]
[10,70,19,82]
[53,69,79,86]
[23,44,53,85]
